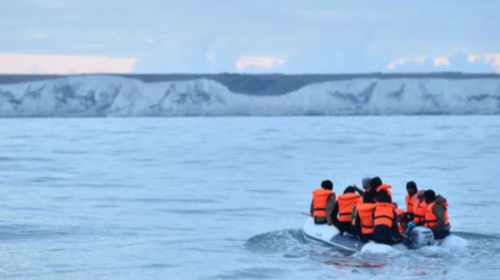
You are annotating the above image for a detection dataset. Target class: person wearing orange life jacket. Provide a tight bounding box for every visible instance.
[424,190,451,240]
[412,190,427,225]
[310,180,337,225]
[332,186,361,234]
[392,202,407,234]
[368,176,383,197]
[368,177,394,201]
[402,190,427,239]
[372,190,401,245]
[355,192,376,242]
[405,181,418,220]
[376,184,393,199]
[349,177,372,233]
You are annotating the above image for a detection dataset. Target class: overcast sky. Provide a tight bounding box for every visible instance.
[1,0,499,74]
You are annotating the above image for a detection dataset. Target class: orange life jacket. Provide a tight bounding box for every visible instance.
[357,203,376,234]
[376,184,393,198]
[373,202,396,228]
[424,201,450,228]
[395,208,405,215]
[312,189,334,217]
[413,200,427,225]
[405,194,417,213]
[337,193,361,222]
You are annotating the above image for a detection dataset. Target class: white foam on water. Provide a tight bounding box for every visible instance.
[359,242,399,255]
[440,235,469,249]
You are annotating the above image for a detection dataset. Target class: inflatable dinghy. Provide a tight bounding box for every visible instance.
[302,217,436,252]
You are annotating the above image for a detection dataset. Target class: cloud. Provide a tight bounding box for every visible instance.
[2,1,500,74]
[235,56,287,71]
[387,53,500,73]
[387,58,416,70]
[433,56,450,67]
[0,53,138,74]
[468,53,500,72]
[387,55,450,70]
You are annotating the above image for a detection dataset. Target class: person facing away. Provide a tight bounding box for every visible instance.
[310,180,336,224]
[377,184,393,199]
[362,177,371,193]
[332,186,360,234]
[351,177,371,197]
[369,177,393,200]
[405,181,418,219]
[393,202,407,234]
[403,189,427,239]
[349,177,372,230]
[412,189,427,225]
[369,177,383,197]
[355,192,377,242]
[372,190,401,245]
[424,190,451,240]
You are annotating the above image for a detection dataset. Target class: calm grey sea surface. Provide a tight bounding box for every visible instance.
[1,116,500,280]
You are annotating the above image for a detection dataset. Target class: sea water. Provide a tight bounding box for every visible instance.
[0,116,499,279]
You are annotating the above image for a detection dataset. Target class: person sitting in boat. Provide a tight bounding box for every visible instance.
[392,202,407,234]
[354,192,376,242]
[405,181,418,220]
[377,184,393,199]
[369,176,383,197]
[413,189,427,226]
[361,177,371,193]
[351,177,371,197]
[372,191,401,245]
[424,190,451,240]
[331,186,361,234]
[369,177,393,200]
[349,177,372,231]
[310,180,336,225]
[403,189,427,238]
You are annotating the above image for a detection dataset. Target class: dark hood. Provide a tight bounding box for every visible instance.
[434,195,447,204]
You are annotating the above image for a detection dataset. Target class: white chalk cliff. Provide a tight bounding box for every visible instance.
[0,75,499,116]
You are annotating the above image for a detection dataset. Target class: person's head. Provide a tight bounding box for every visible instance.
[363,192,375,203]
[370,177,383,191]
[377,190,391,203]
[417,189,426,200]
[362,177,371,190]
[321,180,333,190]
[392,202,398,208]
[343,186,356,194]
[406,181,418,196]
[424,190,436,204]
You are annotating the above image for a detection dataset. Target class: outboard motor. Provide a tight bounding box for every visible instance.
[410,226,435,249]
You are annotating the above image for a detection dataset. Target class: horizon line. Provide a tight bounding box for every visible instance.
[0,71,500,76]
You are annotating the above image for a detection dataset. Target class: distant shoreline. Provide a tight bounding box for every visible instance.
[1,74,499,117]
[1,72,500,96]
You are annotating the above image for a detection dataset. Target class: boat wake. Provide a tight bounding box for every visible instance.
[244,229,311,258]
[245,228,500,277]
